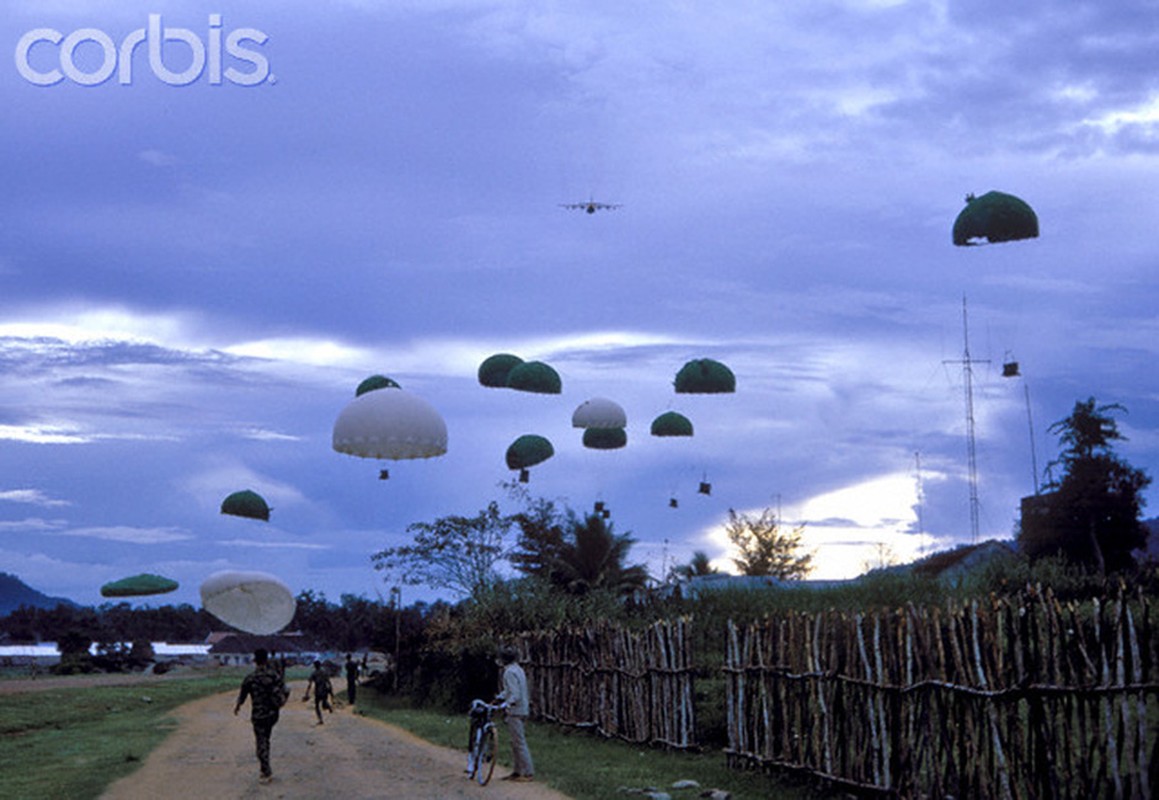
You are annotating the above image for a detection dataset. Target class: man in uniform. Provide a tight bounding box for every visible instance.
[303,659,334,724]
[495,644,534,782]
[344,653,359,706]
[234,648,288,783]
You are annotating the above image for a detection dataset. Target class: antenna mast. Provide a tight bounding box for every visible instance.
[914,451,926,555]
[943,296,988,543]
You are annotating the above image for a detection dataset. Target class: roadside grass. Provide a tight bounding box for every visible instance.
[0,669,245,800]
[1,670,831,800]
[359,693,834,800]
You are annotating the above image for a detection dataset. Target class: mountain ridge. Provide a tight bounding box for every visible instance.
[0,572,78,615]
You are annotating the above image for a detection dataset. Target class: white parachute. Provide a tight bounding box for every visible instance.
[200,570,296,635]
[332,387,448,460]
[571,397,627,429]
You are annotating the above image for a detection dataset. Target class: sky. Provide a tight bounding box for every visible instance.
[2,0,1159,611]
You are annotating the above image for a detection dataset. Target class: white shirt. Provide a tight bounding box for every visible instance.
[499,662,530,716]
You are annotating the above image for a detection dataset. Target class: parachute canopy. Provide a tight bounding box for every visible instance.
[952,191,1039,246]
[478,354,524,388]
[583,427,627,450]
[572,397,627,429]
[333,388,448,461]
[674,359,736,394]
[506,434,555,470]
[506,361,562,394]
[200,570,296,635]
[100,573,179,598]
[220,490,270,522]
[651,411,694,437]
[355,374,401,396]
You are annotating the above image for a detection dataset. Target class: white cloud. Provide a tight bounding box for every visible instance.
[218,539,330,550]
[0,306,197,348]
[0,518,68,533]
[1084,93,1159,132]
[58,526,194,545]
[238,428,304,442]
[704,472,947,580]
[178,463,308,512]
[0,423,92,445]
[0,489,71,507]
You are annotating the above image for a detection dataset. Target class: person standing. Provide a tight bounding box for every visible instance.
[234,648,289,783]
[495,644,534,782]
[344,653,359,706]
[303,660,334,724]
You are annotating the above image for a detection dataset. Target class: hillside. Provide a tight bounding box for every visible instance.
[0,572,76,615]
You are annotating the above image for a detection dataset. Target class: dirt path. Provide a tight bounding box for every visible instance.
[98,680,572,800]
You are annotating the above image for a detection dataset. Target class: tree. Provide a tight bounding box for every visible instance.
[725,507,813,579]
[371,502,515,600]
[1020,397,1151,574]
[550,513,650,596]
[669,550,719,582]
[507,488,568,580]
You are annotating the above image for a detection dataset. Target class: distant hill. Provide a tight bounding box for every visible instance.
[0,572,77,615]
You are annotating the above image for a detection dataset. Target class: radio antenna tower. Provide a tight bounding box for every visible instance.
[943,296,988,543]
[914,451,926,556]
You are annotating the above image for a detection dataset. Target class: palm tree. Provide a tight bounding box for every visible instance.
[551,513,650,596]
[669,550,718,582]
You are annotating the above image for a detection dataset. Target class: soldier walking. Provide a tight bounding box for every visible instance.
[234,648,289,783]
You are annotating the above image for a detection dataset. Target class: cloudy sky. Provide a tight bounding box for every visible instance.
[2,0,1158,610]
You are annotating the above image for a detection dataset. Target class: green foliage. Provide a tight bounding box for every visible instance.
[371,501,516,599]
[508,490,567,579]
[724,507,813,579]
[508,487,650,597]
[1020,397,1152,574]
[1,601,219,645]
[551,513,650,596]
[669,550,719,582]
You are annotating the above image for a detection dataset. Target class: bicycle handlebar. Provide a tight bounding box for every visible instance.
[469,699,506,713]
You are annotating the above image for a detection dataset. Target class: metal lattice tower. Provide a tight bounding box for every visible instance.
[943,296,988,544]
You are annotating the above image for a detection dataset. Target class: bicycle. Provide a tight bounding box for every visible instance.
[466,699,502,785]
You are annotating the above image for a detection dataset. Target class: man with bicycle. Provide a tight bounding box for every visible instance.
[495,644,534,782]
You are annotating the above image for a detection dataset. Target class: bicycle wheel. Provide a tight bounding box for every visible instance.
[476,726,497,786]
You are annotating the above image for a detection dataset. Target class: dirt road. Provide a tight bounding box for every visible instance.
[98,679,572,800]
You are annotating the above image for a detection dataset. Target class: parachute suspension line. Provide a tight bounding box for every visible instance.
[943,296,988,544]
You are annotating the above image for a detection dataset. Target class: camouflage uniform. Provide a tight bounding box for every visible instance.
[307,664,333,723]
[236,662,288,778]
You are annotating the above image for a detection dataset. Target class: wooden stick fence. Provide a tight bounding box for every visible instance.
[517,617,697,749]
[723,586,1158,798]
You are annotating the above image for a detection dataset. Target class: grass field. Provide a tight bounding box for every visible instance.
[0,671,830,800]
[358,693,831,800]
[0,669,247,800]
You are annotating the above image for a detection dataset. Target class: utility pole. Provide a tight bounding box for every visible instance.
[390,585,401,693]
